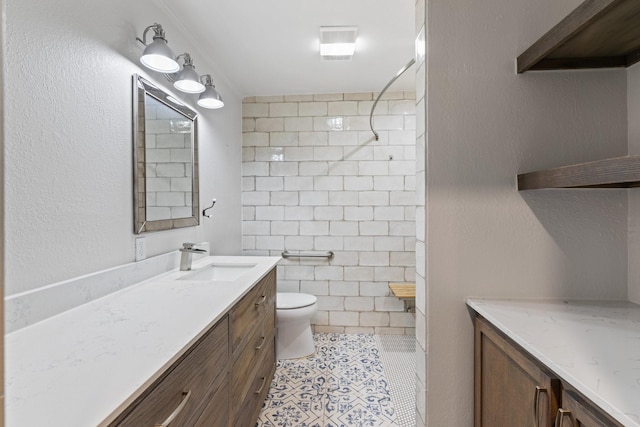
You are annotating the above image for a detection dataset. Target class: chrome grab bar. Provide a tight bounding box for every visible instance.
[281,250,334,259]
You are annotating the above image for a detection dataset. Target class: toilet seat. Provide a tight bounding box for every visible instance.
[277,292,317,310]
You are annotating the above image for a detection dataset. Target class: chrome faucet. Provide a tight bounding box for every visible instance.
[179,243,208,271]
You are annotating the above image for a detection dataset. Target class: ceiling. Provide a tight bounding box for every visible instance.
[161,0,415,97]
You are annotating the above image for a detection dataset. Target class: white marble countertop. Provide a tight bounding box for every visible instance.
[467,298,640,427]
[6,256,280,427]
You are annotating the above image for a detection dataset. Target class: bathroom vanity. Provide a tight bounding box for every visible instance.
[5,256,280,427]
[468,299,640,427]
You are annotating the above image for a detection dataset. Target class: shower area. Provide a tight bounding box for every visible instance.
[241,90,416,335]
[241,89,418,425]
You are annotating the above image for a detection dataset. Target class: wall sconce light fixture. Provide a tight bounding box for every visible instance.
[137,24,180,73]
[198,75,224,109]
[174,53,205,93]
[137,23,223,109]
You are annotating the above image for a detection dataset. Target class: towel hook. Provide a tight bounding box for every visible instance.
[202,199,216,218]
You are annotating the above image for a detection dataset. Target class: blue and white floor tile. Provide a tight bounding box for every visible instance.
[258,334,400,427]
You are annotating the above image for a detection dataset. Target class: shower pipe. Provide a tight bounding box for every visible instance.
[281,250,334,259]
[369,58,416,141]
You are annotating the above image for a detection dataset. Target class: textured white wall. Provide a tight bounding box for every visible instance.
[4,0,242,296]
[629,63,640,304]
[423,0,628,425]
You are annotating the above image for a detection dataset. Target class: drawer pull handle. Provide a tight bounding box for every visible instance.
[255,336,266,351]
[534,386,547,427]
[254,377,267,395]
[555,408,571,427]
[255,295,266,307]
[155,390,191,427]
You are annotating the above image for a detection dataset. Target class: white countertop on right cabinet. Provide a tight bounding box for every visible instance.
[467,298,640,427]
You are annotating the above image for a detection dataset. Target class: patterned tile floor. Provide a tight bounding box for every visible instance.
[258,333,413,427]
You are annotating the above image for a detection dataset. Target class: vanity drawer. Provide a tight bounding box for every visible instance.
[194,373,230,427]
[232,324,275,405]
[112,316,229,427]
[233,338,276,427]
[230,269,276,356]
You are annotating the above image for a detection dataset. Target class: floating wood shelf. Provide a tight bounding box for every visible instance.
[517,0,640,73]
[518,155,640,190]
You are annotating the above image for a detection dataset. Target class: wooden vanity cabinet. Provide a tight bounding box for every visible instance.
[475,316,560,427]
[110,267,278,427]
[475,315,626,427]
[230,268,277,425]
[554,388,623,427]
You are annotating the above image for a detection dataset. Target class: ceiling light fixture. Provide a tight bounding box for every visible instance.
[319,26,358,61]
[197,75,224,109]
[320,43,356,57]
[136,23,223,109]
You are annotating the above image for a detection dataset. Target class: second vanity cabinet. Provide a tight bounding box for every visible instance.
[108,267,277,427]
[474,315,624,427]
[475,316,559,427]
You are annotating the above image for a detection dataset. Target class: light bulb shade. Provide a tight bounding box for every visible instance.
[174,64,205,93]
[140,38,180,73]
[198,85,224,109]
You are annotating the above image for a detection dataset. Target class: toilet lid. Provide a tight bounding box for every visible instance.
[277,293,317,309]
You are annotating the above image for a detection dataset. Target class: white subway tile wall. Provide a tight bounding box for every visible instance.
[242,92,416,335]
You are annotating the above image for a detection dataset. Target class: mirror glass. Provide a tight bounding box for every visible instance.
[133,74,200,233]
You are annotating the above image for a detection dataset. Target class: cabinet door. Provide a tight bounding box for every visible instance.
[555,389,623,427]
[475,316,559,427]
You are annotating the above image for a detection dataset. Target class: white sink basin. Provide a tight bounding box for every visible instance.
[178,263,257,282]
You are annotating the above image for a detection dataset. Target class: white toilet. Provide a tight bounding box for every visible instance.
[276,292,318,359]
